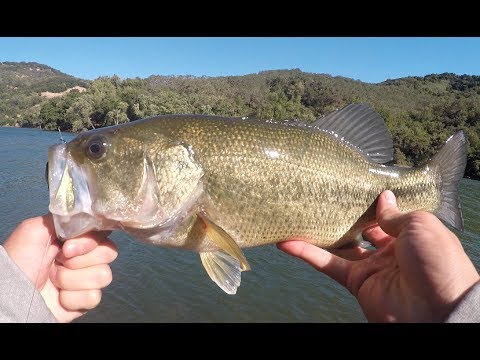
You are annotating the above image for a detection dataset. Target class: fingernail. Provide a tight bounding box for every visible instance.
[384,190,396,206]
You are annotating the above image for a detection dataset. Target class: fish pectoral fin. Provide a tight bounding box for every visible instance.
[200,251,244,294]
[338,233,374,250]
[354,232,373,249]
[198,214,250,271]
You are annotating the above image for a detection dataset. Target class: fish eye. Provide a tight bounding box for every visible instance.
[86,136,108,160]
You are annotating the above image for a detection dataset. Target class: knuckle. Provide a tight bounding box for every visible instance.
[408,210,434,221]
[56,267,70,289]
[99,246,117,263]
[95,265,113,287]
[405,211,439,230]
[61,258,77,270]
[18,217,43,236]
[86,290,102,308]
[106,241,119,260]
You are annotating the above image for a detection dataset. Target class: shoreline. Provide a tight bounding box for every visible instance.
[0,124,77,134]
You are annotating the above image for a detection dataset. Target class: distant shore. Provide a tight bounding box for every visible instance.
[0,125,21,129]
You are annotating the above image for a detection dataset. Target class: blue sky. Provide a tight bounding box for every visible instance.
[1,37,479,83]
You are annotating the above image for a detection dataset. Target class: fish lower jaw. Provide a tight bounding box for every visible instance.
[51,211,118,240]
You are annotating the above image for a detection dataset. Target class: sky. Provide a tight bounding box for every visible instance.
[1,37,479,83]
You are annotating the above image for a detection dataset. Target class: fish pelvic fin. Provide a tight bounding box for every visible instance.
[429,130,468,231]
[200,251,243,294]
[198,214,250,271]
[197,214,250,294]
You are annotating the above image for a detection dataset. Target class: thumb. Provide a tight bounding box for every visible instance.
[3,215,61,287]
[376,190,408,238]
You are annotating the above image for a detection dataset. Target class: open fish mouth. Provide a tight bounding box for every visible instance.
[47,143,107,239]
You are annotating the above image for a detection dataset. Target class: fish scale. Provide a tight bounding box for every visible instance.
[180,119,381,247]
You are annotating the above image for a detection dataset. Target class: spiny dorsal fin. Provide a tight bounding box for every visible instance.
[313,104,394,164]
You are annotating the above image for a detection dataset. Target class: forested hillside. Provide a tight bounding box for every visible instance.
[0,62,88,122]
[1,64,478,179]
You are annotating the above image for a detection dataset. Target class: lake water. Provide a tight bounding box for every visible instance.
[0,127,479,322]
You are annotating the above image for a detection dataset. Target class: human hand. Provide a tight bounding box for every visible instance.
[278,190,480,322]
[3,214,118,322]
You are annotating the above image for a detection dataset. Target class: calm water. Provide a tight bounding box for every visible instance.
[1,127,479,322]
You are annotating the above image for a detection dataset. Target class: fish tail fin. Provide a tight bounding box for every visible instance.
[428,130,468,231]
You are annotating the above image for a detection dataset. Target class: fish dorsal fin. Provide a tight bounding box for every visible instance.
[313,104,394,163]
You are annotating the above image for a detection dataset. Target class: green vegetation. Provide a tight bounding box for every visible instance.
[0,62,88,124]
[0,64,479,179]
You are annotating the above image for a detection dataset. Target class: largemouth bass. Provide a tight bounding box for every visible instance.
[47,104,467,294]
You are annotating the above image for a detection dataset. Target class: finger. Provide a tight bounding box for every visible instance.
[61,231,112,259]
[277,240,351,287]
[52,264,113,291]
[57,239,118,269]
[376,190,409,238]
[59,289,102,311]
[362,224,395,249]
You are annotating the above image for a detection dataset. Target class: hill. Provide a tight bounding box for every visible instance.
[0,61,88,122]
[0,64,478,179]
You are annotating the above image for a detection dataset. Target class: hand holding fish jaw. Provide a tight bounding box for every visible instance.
[3,214,118,323]
[277,190,480,323]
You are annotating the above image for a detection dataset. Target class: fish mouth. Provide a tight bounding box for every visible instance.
[47,144,110,239]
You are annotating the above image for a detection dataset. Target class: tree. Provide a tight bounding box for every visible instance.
[65,96,95,132]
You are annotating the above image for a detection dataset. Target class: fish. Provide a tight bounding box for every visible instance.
[46,104,468,294]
